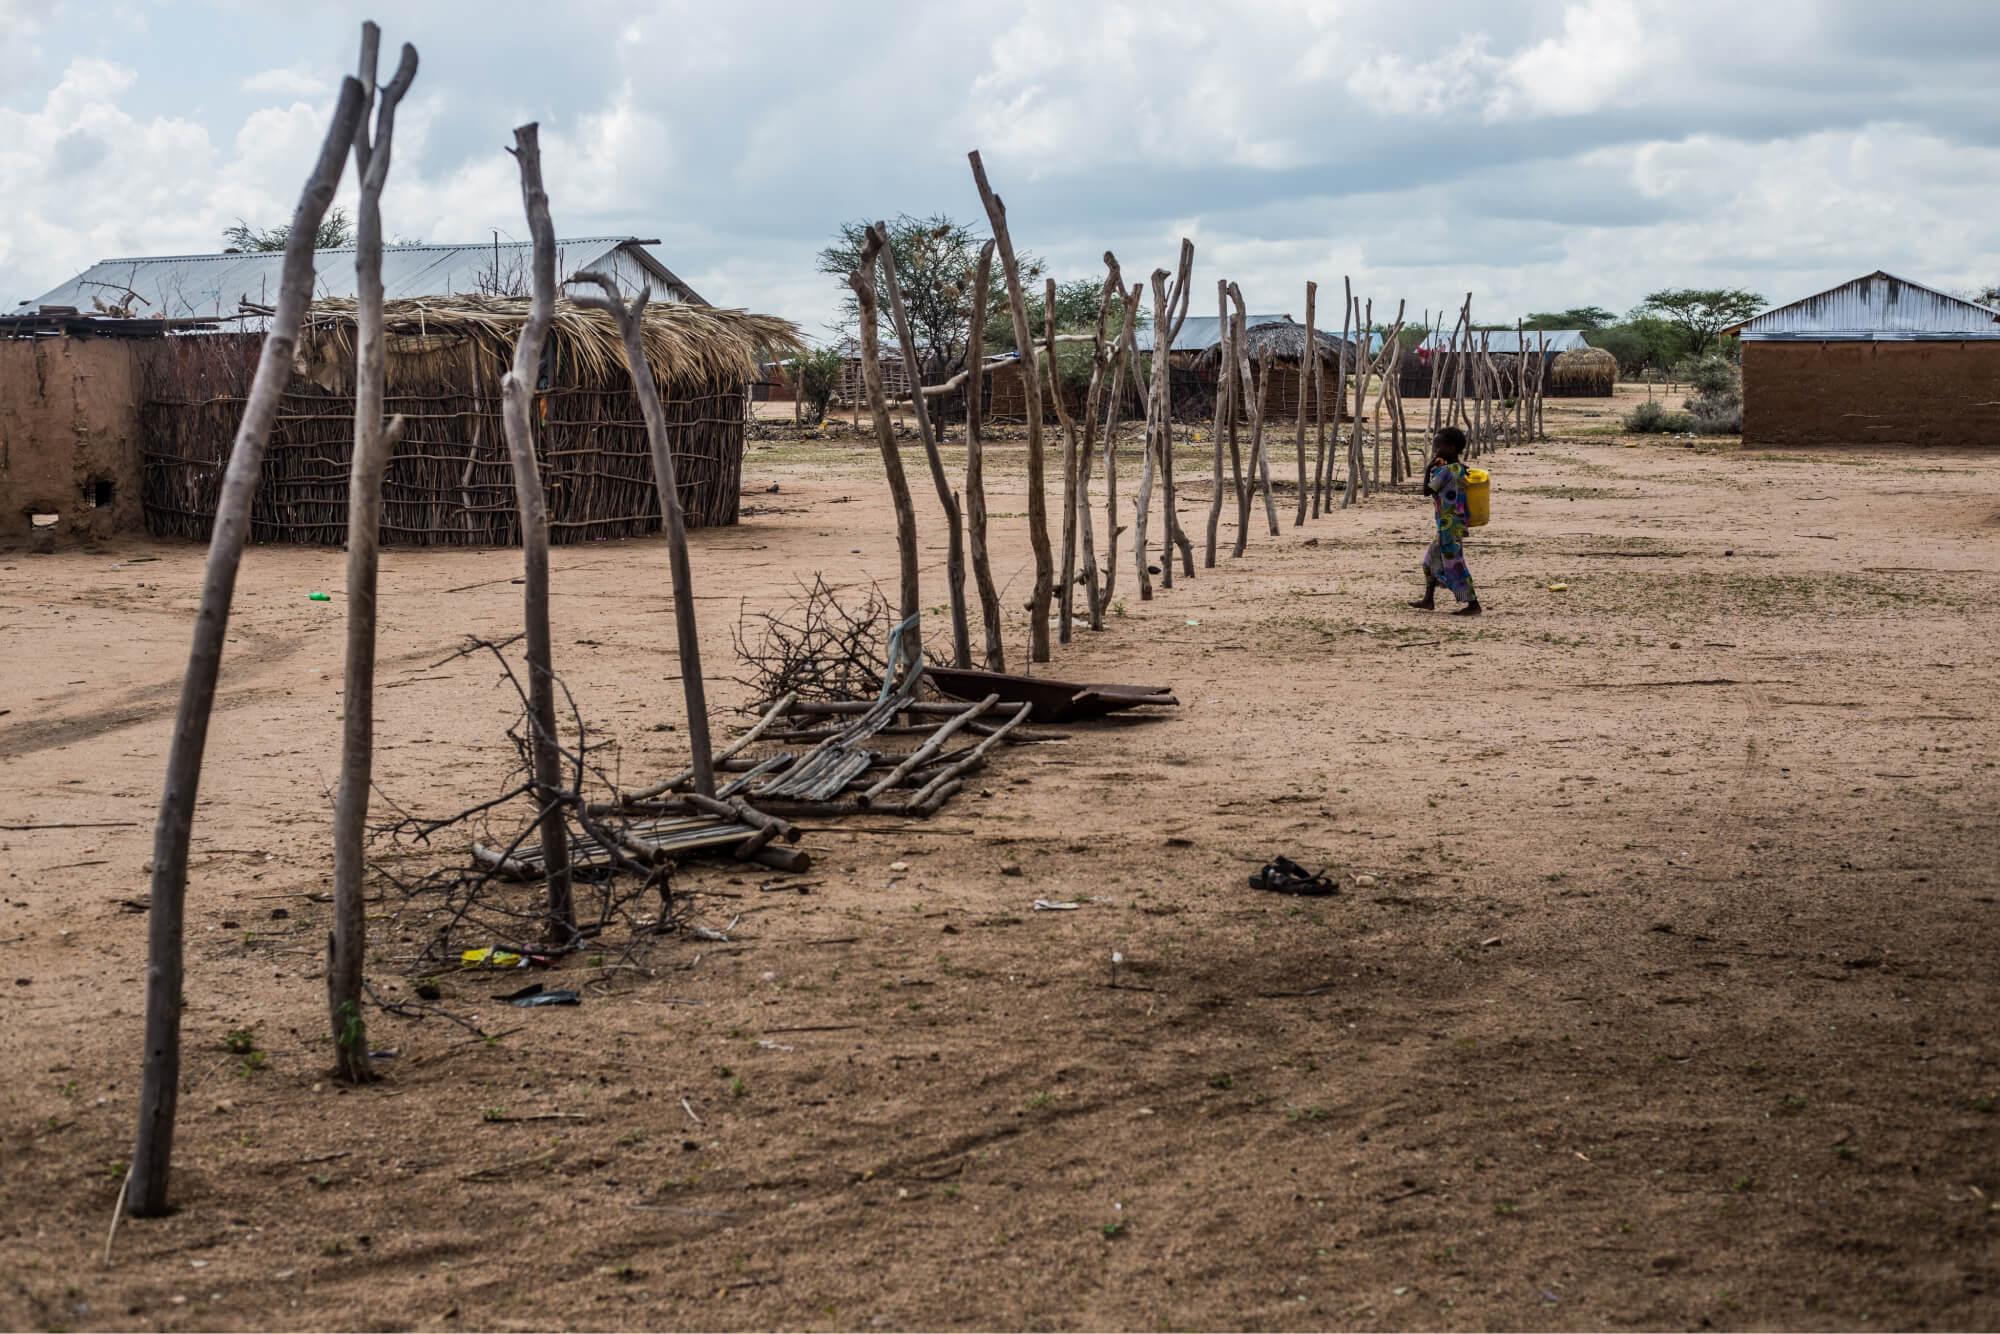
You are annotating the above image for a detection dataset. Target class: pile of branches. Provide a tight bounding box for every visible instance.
[368,636,694,990]
[732,573,899,710]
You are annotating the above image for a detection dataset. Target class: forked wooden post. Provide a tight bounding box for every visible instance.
[963,242,1004,670]
[873,222,970,668]
[329,23,417,1086]
[499,124,576,942]
[968,151,1053,663]
[567,273,716,798]
[130,72,368,1220]
[849,230,923,676]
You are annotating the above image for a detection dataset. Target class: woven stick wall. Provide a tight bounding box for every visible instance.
[138,296,799,546]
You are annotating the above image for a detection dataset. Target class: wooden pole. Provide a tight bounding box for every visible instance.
[130,72,367,1220]
[499,124,576,945]
[328,24,416,1087]
[1293,281,1316,525]
[568,271,718,801]
[1076,253,1128,629]
[849,230,922,677]
[1203,279,1231,565]
[1322,286,1352,512]
[1101,279,1141,616]
[968,151,1052,663]
[1155,240,1196,583]
[963,242,1004,671]
[1044,277,1079,644]
[1310,309,1329,516]
[874,222,970,668]
[1225,284,1264,554]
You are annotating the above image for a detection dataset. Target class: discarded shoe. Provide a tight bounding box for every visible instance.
[1249,855,1339,897]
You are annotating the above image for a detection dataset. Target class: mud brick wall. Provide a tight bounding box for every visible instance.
[1743,340,2000,448]
[0,336,146,546]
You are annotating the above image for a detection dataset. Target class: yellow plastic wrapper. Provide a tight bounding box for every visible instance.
[461,947,522,968]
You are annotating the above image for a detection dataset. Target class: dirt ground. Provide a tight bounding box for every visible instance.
[2,386,1996,1331]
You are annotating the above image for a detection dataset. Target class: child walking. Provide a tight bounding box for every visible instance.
[1410,426,1482,616]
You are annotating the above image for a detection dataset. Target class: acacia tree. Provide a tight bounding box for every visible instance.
[222,208,356,252]
[816,214,1039,383]
[1637,288,1764,361]
[1522,306,1616,330]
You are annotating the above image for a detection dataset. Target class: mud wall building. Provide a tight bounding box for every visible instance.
[1727,272,2000,448]
[0,329,149,546]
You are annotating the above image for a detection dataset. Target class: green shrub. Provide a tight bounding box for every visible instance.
[1623,399,1695,434]
[1684,353,1742,434]
[791,346,844,426]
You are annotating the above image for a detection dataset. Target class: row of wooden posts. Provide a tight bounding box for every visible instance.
[120,26,1549,1220]
[845,162,1548,678]
[1425,294,1553,456]
[125,23,724,1219]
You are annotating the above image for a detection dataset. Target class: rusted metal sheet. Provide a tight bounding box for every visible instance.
[924,666,1178,723]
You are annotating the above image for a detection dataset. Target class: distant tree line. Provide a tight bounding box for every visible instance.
[1511,289,1764,377]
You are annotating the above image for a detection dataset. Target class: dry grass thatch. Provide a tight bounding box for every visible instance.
[1194,321,1351,368]
[139,297,802,547]
[298,296,801,395]
[1550,346,1618,395]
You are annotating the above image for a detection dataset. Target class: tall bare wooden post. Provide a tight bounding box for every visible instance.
[874,223,969,668]
[130,73,367,1220]
[963,242,1004,670]
[497,125,575,942]
[1154,241,1196,583]
[1204,280,1232,564]
[1044,278,1080,643]
[1076,254,1129,629]
[969,151,1052,662]
[1101,280,1142,614]
[329,25,416,1086]
[568,273,717,797]
[1293,281,1316,525]
[850,230,923,676]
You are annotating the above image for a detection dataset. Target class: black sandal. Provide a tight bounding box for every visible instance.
[1249,855,1339,896]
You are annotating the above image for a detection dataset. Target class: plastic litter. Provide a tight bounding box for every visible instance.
[499,983,579,1007]
[308,591,331,602]
[1032,899,1081,911]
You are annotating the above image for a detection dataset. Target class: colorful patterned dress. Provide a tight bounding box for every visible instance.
[1423,460,1477,604]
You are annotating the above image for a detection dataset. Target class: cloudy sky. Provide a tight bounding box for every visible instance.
[5,0,1999,337]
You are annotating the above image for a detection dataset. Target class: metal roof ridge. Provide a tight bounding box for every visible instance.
[82,236,646,266]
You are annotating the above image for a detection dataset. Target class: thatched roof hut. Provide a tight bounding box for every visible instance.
[1549,346,1618,398]
[1192,319,1352,420]
[141,296,799,545]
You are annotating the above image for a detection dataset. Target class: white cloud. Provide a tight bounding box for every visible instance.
[3,0,1999,338]
[242,65,331,98]
[1495,0,1650,117]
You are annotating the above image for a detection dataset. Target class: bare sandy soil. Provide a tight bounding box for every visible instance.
[2,387,1997,1331]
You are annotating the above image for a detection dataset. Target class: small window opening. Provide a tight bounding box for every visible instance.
[91,478,115,508]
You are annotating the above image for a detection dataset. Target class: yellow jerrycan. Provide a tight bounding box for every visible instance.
[1464,467,1491,527]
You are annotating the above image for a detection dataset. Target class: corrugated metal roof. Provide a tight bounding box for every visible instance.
[24,237,705,320]
[1135,313,1287,354]
[1419,329,1591,354]
[1727,271,2000,341]
[1135,314,1380,355]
